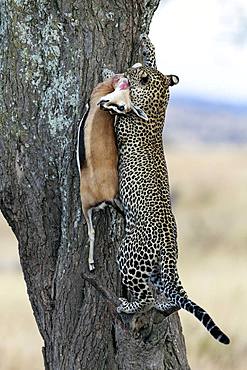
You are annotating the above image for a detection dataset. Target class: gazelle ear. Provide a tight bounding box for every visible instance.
[167,75,179,86]
[102,68,115,81]
[131,103,148,121]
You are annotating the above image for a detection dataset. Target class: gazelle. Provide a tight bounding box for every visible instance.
[77,73,147,270]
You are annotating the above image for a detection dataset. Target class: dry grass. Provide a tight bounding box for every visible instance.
[0,272,43,370]
[167,146,247,370]
[0,215,43,370]
[0,146,246,369]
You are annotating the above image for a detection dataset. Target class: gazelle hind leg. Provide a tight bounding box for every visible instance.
[86,202,114,271]
[86,208,95,271]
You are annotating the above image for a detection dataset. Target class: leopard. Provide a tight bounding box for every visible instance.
[100,34,230,345]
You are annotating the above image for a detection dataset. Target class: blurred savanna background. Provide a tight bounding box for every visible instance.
[1,0,246,369]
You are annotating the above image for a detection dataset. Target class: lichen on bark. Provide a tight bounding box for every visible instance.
[0,1,190,369]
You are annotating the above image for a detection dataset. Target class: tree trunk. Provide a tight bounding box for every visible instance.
[0,1,190,369]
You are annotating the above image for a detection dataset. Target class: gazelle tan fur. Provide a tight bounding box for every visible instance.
[77,75,147,271]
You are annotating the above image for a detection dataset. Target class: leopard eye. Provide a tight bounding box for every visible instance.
[140,75,149,85]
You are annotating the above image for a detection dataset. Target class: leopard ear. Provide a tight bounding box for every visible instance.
[102,68,115,81]
[131,103,148,121]
[167,75,179,86]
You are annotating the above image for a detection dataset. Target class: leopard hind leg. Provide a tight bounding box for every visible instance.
[117,272,155,314]
[149,265,180,315]
[154,297,180,316]
[149,264,165,294]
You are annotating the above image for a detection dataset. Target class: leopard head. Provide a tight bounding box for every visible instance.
[125,66,179,123]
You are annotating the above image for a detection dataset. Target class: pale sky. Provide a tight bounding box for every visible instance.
[150,0,247,104]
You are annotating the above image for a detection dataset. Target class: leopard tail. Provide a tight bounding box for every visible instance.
[171,292,230,345]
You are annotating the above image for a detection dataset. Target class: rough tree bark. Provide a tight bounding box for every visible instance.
[0,1,190,369]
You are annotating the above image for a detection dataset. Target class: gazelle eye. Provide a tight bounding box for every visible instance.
[140,75,149,85]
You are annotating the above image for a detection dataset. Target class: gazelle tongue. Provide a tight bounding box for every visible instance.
[112,74,123,85]
[112,74,129,90]
[118,79,129,90]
